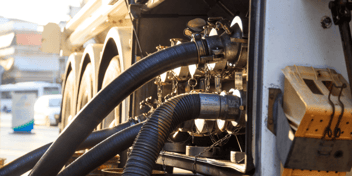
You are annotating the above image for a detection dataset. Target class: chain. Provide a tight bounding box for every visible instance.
[164,71,179,100]
[205,68,211,92]
[188,78,197,92]
[156,76,163,106]
[209,133,217,143]
[172,79,178,94]
[171,71,178,95]
[202,133,232,154]
[192,133,232,173]
[204,122,217,143]
[231,125,243,135]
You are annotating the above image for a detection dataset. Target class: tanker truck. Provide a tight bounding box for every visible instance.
[2,0,352,176]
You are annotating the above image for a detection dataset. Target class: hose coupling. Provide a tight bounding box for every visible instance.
[194,29,242,65]
[198,93,243,122]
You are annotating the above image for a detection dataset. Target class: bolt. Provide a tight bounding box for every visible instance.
[239,106,245,111]
[321,16,332,29]
[193,33,201,40]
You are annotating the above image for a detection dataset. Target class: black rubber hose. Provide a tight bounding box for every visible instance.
[123,94,200,176]
[29,42,198,176]
[0,120,135,176]
[58,122,144,176]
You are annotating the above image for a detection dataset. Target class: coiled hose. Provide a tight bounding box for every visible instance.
[58,122,144,176]
[0,120,135,176]
[29,42,198,176]
[123,94,200,176]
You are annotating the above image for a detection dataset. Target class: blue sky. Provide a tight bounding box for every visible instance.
[0,0,81,25]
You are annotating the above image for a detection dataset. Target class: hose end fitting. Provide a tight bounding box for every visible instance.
[194,31,242,65]
[198,93,243,122]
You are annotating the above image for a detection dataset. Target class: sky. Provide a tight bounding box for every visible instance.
[0,0,82,25]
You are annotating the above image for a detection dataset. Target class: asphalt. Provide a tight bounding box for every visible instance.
[0,113,194,176]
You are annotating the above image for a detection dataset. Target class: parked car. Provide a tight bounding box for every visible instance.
[0,81,61,113]
[34,94,62,126]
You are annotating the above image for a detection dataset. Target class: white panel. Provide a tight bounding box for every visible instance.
[0,21,38,33]
[0,17,9,25]
[0,33,14,49]
[260,0,348,175]
[14,56,60,71]
[0,47,15,57]
[13,22,38,32]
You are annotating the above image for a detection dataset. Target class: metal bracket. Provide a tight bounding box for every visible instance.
[129,4,143,20]
[329,0,352,96]
[329,1,351,25]
[267,88,282,135]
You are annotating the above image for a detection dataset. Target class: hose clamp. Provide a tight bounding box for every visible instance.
[193,34,209,64]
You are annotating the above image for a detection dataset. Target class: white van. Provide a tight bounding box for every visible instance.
[0,81,61,112]
[34,94,62,126]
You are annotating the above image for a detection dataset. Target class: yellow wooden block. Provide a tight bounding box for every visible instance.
[282,66,352,140]
[283,168,346,176]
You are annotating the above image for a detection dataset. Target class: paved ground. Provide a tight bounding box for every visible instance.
[5,111,349,175]
[0,112,60,164]
[0,113,193,175]
[0,112,60,175]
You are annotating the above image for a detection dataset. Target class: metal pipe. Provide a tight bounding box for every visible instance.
[338,21,352,94]
[331,0,352,94]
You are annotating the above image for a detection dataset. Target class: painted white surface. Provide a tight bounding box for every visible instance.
[11,93,36,128]
[14,55,60,71]
[0,33,15,49]
[0,21,38,34]
[260,0,348,175]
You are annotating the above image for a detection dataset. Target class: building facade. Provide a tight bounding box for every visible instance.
[0,17,62,84]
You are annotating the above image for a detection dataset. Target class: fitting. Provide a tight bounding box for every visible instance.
[198,93,242,121]
[194,24,242,64]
